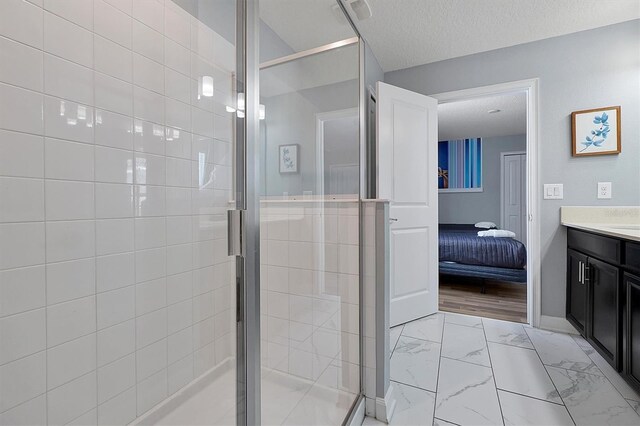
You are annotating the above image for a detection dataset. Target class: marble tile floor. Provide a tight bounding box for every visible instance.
[367,312,640,426]
[155,367,356,425]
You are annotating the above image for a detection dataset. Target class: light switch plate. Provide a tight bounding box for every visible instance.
[598,182,612,199]
[544,184,563,200]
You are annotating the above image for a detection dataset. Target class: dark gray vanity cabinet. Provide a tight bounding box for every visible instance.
[566,228,640,393]
[626,272,640,390]
[567,248,588,334]
[588,257,620,364]
[566,228,621,369]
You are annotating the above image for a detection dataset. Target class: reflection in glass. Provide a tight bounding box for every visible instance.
[258,6,361,423]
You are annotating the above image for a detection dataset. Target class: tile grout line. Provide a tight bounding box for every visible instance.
[131,2,139,416]
[524,328,578,426]
[481,315,506,426]
[433,416,461,426]
[496,387,566,407]
[575,335,640,412]
[92,0,99,420]
[432,313,446,424]
[438,354,492,369]
[389,324,404,357]
[41,2,48,423]
[162,0,170,400]
[389,379,435,395]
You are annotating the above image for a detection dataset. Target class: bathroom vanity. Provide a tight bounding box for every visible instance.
[562,207,640,393]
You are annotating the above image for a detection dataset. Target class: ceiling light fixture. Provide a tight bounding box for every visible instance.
[333,0,372,23]
[349,0,372,21]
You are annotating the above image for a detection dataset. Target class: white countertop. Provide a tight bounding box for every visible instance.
[560,206,640,242]
[560,221,640,242]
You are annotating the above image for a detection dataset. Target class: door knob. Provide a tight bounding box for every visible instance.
[389,218,398,222]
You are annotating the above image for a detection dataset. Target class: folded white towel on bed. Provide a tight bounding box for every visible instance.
[475,221,497,229]
[477,229,516,238]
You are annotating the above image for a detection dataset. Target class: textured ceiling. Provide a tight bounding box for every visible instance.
[359,0,640,71]
[438,92,526,141]
[261,0,640,72]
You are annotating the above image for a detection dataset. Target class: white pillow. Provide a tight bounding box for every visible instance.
[475,221,497,229]
[477,230,516,238]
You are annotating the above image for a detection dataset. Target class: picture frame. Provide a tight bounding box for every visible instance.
[571,106,621,156]
[279,144,299,173]
[438,138,483,193]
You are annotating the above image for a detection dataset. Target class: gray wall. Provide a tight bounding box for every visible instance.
[365,42,384,93]
[260,39,385,197]
[439,134,526,225]
[386,20,640,318]
[172,0,235,43]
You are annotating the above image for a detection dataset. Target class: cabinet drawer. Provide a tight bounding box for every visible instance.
[625,242,640,273]
[568,228,621,264]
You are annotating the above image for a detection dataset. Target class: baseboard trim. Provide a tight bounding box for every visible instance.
[375,383,397,423]
[539,315,579,334]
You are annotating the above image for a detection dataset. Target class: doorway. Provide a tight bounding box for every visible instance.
[436,92,528,323]
[316,108,360,197]
[433,80,541,326]
[386,79,541,425]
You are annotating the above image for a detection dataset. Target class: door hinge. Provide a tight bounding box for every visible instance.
[228,209,244,256]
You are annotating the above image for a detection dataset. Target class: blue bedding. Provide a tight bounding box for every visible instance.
[439,261,527,283]
[439,224,527,269]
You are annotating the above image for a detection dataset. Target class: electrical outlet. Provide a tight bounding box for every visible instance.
[598,182,612,199]
[544,184,563,200]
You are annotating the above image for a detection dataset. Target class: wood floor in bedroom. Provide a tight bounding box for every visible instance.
[439,276,527,323]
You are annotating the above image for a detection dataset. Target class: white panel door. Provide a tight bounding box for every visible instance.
[376,82,439,327]
[502,153,526,244]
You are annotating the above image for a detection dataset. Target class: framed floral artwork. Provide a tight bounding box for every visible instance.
[279,144,299,173]
[571,106,621,156]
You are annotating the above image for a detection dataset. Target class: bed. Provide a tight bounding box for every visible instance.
[438,224,527,283]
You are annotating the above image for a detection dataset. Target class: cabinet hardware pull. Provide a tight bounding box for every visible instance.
[579,261,583,284]
[584,265,590,284]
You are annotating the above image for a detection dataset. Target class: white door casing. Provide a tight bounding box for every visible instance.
[432,78,540,328]
[376,82,439,327]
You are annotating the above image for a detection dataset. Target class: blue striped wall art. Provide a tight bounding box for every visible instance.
[438,138,482,191]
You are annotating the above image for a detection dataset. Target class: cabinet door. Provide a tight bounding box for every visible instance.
[588,257,620,368]
[626,273,640,390]
[567,249,588,334]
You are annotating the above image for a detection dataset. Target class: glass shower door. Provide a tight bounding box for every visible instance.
[257,3,363,423]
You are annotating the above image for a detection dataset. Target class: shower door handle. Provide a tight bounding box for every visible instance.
[228,209,244,256]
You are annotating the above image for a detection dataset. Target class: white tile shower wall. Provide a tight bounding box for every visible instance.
[0,1,236,424]
[260,200,360,395]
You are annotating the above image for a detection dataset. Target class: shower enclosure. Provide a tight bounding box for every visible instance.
[0,0,363,424]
